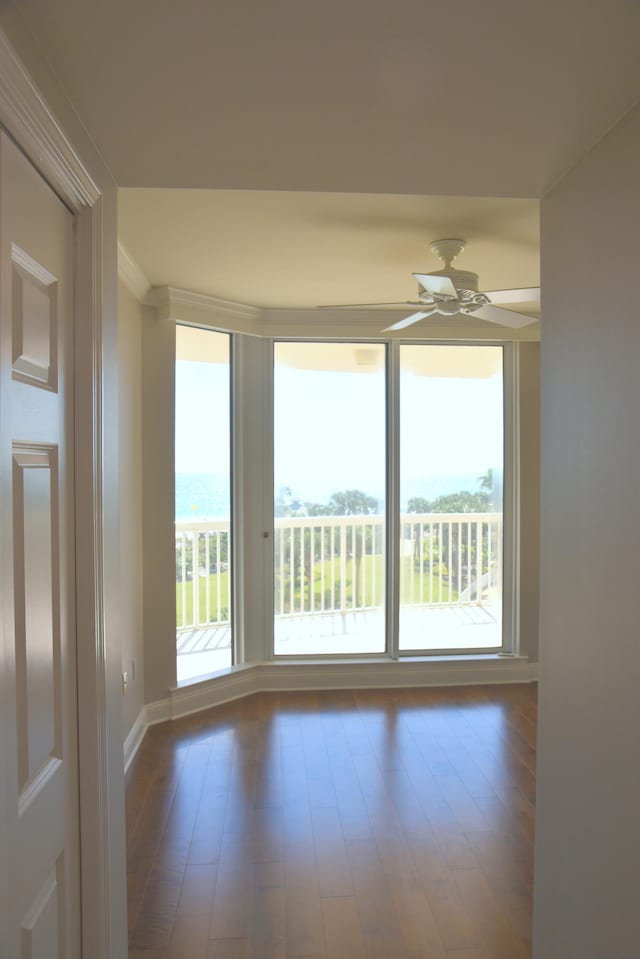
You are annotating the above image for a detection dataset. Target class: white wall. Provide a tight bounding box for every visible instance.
[118,280,144,738]
[142,306,177,703]
[534,103,640,957]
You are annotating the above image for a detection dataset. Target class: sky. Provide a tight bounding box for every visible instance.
[175,346,504,504]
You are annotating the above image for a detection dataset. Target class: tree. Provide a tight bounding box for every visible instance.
[327,489,379,516]
[407,496,432,513]
[429,490,489,514]
[274,485,304,517]
[406,480,494,593]
[478,467,500,510]
[305,500,333,517]
[478,467,494,492]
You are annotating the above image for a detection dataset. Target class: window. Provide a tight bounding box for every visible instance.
[175,326,232,681]
[172,332,513,672]
[273,342,387,655]
[398,345,504,652]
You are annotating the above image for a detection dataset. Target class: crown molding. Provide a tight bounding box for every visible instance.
[261,307,541,341]
[145,285,263,333]
[139,286,540,341]
[0,27,100,210]
[117,242,150,302]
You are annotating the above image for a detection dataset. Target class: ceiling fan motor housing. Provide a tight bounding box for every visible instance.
[418,267,480,295]
[422,238,480,299]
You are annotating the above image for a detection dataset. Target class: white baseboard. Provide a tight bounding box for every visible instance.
[122,696,172,771]
[163,656,537,724]
[126,658,538,755]
[169,664,258,720]
[123,709,149,773]
[145,697,172,725]
[257,656,538,693]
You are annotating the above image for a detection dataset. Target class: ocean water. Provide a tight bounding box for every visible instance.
[175,471,491,521]
[176,473,231,520]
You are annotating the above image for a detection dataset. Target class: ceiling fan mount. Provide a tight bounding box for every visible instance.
[318,237,539,332]
[412,239,492,318]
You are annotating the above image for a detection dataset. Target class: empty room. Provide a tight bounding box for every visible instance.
[0,3,639,958]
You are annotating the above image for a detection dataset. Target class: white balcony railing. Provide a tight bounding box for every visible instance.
[175,513,502,634]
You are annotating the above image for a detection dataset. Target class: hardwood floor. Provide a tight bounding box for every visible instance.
[126,684,537,958]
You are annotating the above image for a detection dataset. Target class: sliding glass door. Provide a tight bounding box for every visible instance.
[399,345,504,651]
[175,326,232,681]
[273,342,386,655]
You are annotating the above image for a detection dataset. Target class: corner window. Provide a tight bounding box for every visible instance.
[175,326,232,681]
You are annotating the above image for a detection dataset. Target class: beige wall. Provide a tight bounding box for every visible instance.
[533,103,640,957]
[118,280,144,738]
[519,342,540,662]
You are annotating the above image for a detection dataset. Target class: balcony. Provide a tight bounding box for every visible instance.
[176,512,502,681]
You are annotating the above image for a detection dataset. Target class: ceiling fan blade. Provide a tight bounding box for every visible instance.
[381,310,434,333]
[317,300,422,310]
[413,273,457,299]
[472,304,538,329]
[483,287,540,306]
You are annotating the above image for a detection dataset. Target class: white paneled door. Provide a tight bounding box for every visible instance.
[0,133,80,956]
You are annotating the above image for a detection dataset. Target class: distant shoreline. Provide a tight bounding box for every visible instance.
[175,470,493,522]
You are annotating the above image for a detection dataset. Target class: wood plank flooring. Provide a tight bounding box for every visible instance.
[126,684,537,958]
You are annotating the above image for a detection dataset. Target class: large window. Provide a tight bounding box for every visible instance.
[273,342,387,655]
[172,333,512,673]
[399,345,504,651]
[175,326,232,681]
[272,340,507,658]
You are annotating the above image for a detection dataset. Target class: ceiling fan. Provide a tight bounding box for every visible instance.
[319,238,539,332]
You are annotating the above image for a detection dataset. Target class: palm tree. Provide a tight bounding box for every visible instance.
[478,467,494,493]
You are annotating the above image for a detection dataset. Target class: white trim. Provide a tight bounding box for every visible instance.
[259,656,538,690]
[11,243,57,286]
[231,336,246,665]
[151,657,538,725]
[74,199,114,959]
[387,341,401,659]
[0,27,125,959]
[137,285,540,342]
[117,242,150,302]
[503,342,521,654]
[144,698,172,726]
[170,665,258,719]
[261,338,275,662]
[146,285,263,333]
[0,28,99,208]
[261,307,541,341]
[123,711,148,773]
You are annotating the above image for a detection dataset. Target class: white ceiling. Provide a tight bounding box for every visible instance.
[119,189,539,308]
[9,0,640,197]
[10,0,638,313]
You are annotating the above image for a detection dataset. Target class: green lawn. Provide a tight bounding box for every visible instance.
[176,570,230,626]
[177,555,457,626]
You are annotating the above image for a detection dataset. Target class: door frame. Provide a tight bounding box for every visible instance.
[0,27,126,959]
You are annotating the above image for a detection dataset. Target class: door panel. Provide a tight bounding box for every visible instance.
[0,133,79,957]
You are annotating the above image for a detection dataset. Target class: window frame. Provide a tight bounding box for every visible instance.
[265,336,519,661]
[174,322,236,682]
[270,338,391,660]
[392,339,518,658]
